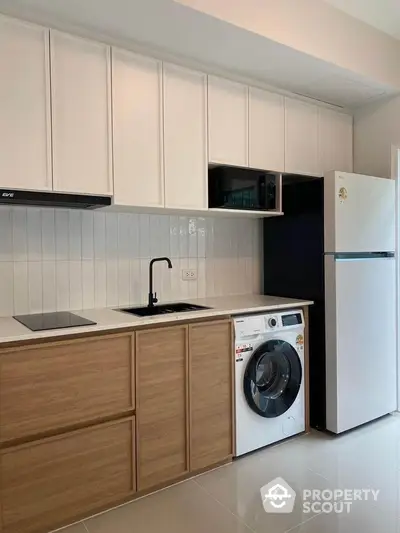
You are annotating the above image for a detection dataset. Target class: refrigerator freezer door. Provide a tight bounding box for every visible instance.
[325,255,396,433]
[324,171,395,253]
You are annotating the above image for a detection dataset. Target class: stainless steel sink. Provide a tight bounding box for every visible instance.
[116,302,211,317]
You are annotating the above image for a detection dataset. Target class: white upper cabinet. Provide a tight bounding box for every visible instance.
[208,76,248,167]
[249,87,284,172]
[285,98,319,176]
[50,31,112,196]
[318,108,353,174]
[163,64,207,210]
[112,50,163,207]
[0,16,51,191]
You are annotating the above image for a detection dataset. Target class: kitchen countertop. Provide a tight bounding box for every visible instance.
[0,295,313,346]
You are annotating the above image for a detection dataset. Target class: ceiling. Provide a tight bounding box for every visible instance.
[323,0,400,40]
[0,0,398,108]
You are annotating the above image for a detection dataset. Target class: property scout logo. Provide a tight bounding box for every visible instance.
[260,477,380,514]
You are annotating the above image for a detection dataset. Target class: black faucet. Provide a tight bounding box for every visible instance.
[148,257,173,307]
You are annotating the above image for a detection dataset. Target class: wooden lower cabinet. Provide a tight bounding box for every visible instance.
[189,320,233,469]
[0,333,135,443]
[136,326,188,490]
[0,417,136,533]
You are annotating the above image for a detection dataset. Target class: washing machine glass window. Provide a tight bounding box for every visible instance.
[244,339,302,418]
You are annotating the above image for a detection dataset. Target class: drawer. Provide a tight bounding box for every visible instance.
[0,417,136,533]
[0,333,135,442]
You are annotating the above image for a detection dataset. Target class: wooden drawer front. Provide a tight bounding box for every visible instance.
[189,320,233,470]
[136,326,188,490]
[0,417,135,533]
[0,334,134,442]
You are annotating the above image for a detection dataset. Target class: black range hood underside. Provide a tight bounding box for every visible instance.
[0,190,111,209]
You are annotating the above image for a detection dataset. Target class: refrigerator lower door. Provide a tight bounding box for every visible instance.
[325,255,396,433]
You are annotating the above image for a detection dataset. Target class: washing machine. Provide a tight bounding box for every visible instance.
[234,310,305,456]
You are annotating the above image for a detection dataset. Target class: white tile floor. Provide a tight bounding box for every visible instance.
[60,413,400,533]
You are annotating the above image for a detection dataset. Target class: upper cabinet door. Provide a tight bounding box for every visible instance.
[112,50,164,207]
[208,76,248,167]
[249,87,284,172]
[163,64,207,210]
[319,108,353,174]
[0,16,51,191]
[51,31,112,195]
[285,98,319,176]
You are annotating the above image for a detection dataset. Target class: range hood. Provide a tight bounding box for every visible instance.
[0,190,111,209]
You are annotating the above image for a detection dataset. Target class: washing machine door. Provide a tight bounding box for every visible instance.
[244,339,302,418]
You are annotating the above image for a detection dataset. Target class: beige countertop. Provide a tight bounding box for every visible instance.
[0,294,313,346]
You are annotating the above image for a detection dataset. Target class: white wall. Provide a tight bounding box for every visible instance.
[354,95,400,178]
[0,207,262,317]
[177,0,400,89]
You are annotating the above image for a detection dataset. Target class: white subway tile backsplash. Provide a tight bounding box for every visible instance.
[106,213,118,258]
[69,261,83,310]
[13,262,29,315]
[56,261,70,311]
[0,263,14,316]
[55,210,69,261]
[1,208,261,316]
[27,208,42,262]
[94,212,106,261]
[41,209,56,261]
[94,260,107,308]
[106,260,119,307]
[139,214,150,259]
[12,207,28,262]
[28,262,43,313]
[0,208,12,262]
[82,261,95,309]
[81,211,94,260]
[69,210,82,261]
[169,216,180,258]
[42,261,57,312]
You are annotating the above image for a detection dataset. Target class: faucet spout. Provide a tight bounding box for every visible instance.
[148,257,173,307]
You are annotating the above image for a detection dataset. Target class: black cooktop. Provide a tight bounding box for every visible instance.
[13,312,97,332]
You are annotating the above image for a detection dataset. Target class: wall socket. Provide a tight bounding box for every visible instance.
[182,269,197,281]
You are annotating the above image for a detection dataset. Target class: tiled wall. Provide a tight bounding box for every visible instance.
[0,207,262,317]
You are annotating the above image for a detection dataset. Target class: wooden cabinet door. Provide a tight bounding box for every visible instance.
[0,417,135,533]
[112,50,164,207]
[50,31,112,195]
[0,15,51,191]
[318,108,353,174]
[249,87,284,172]
[189,320,233,470]
[163,64,207,210]
[136,326,188,490]
[285,98,319,176]
[208,75,248,167]
[0,334,134,442]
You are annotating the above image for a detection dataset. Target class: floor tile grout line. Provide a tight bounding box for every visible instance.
[193,478,257,533]
[82,521,90,533]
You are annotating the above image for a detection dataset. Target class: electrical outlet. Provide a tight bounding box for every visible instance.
[182,269,197,281]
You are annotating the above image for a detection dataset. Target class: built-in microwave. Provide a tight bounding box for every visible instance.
[208,166,279,211]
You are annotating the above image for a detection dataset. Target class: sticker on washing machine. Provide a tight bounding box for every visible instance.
[338,187,348,203]
[296,334,304,346]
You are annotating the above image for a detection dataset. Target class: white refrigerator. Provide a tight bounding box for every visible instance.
[324,171,396,433]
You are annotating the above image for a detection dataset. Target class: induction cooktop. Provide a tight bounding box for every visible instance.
[13,312,97,332]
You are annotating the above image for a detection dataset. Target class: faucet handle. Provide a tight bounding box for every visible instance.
[153,292,158,305]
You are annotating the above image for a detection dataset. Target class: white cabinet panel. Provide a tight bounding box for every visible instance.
[112,50,163,207]
[163,64,207,210]
[0,16,51,191]
[249,88,284,172]
[319,108,353,174]
[285,98,319,176]
[51,31,112,195]
[208,76,248,167]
